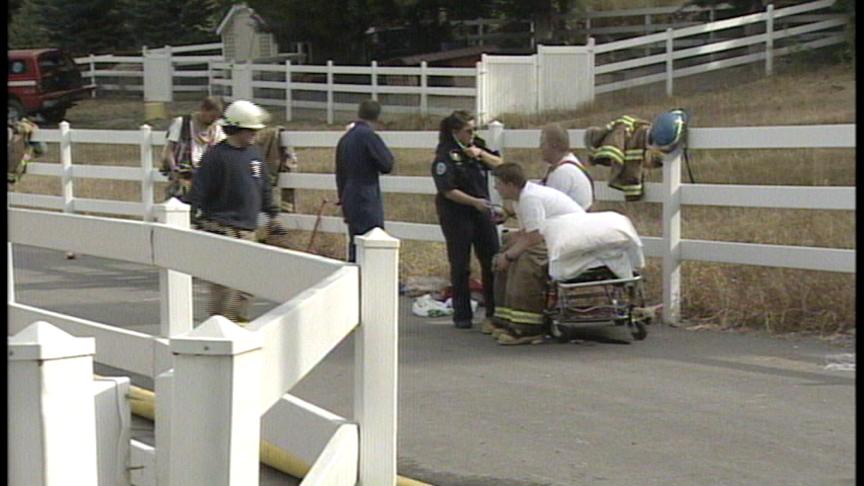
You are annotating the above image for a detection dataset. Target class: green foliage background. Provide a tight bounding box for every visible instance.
[8,0,578,60]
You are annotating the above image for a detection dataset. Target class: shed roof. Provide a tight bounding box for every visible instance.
[216,3,272,35]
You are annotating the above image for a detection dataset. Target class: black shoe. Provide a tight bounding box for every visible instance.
[454,320,473,329]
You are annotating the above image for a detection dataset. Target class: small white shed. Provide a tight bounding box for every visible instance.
[216,3,279,62]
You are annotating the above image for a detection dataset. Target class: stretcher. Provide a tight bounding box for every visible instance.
[544,264,649,342]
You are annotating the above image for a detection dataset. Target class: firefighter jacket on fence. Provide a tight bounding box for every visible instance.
[584,115,664,201]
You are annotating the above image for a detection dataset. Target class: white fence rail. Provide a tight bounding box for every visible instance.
[592,0,848,97]
[8,198,400,485]
[75,42,224,99]
[9,121,855,321]
[209,59,478,124]
[70,2,848,120]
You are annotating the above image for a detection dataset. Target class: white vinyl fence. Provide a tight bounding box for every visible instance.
[8,121,855,324]
[208,60,478,124]
[8,198,400,485]
[481,0,849,119]
[592,0,849,97]
[76,43,224,100]
[72,2,848,121]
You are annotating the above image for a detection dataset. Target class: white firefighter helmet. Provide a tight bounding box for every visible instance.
[220,100,268,130]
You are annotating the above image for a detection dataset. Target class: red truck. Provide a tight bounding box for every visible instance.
[8,48,96,124]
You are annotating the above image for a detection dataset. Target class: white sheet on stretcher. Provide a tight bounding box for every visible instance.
[541,211,645,281]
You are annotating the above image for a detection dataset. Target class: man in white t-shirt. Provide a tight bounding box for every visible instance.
[540,123,593,210]
[489,162,584,345]
[160,96,226,201]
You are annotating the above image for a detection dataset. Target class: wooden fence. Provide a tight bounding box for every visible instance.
[8,121,855,324]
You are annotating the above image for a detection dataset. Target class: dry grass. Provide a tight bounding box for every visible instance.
[15,61,855,336]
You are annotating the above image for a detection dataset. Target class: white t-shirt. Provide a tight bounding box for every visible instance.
[166,116,226,166]
[544,153,593,210]
[514,181,584,232]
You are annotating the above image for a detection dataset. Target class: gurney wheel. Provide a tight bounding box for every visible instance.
[549,321,573,343]
[630,321,647,341]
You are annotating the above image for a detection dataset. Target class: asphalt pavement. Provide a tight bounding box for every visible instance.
[11,245,856,486]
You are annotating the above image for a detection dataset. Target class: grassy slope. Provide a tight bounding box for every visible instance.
[40,57,857,336]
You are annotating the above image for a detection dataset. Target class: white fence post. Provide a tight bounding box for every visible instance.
[8,321,98,486]
[420,61,428,117]
[285,60,293,122]
[143,46,173,102]
[662,149,682,325]
[208,61,213,97]
[154,199,193,336]
[326,60,334,125]
[475,59,485,125]
[165,45,173,99]
[534,49,542,114]
[140,124,154,220]
[8,243,15,303]
[355,228,400,486]
[231,62,253,100]
[765,4,775,76]
[155,370,174,486]
[666,28,674,97]
[371,60,379,101]
[89,54,97,96]
[587,37,596,105]
[169,316,263,486]
[486,121,505,209]
[60,121,73,214]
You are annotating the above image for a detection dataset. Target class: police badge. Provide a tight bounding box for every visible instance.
[449,150,462,162]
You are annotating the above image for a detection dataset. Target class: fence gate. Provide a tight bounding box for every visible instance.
[537,44,594,113]
[478,53,538,124]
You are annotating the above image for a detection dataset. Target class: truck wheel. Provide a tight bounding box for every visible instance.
[8,100,24,124]
[41,108,67,125]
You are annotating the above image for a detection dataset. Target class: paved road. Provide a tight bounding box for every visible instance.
[11,245,856,486]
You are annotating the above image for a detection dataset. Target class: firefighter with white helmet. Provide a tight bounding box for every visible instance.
[186,99,284,324]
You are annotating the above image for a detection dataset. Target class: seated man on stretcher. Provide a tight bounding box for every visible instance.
[489,162,646,345]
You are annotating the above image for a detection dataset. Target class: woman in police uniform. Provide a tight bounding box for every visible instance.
[431,110,502,329]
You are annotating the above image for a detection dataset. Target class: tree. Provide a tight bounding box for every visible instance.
[496,0,576,44]
[33,0,134,55]
[125,0,222,49]
[8,0,23,21]
[9,0,49,48]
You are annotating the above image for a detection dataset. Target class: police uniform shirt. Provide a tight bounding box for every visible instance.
[431,139,493,212]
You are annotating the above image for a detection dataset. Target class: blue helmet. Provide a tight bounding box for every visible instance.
[649,109,689,153]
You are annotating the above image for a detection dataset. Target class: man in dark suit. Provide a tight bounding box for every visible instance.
[335,99,395,262]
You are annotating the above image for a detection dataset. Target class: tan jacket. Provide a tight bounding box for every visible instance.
[584,115,663,201]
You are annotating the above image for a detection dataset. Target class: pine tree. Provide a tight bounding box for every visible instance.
[34,0,134,55]
[9,0,50,49]
[126,0,221,49]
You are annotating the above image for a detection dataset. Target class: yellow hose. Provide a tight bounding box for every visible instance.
[120,380,431,485]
